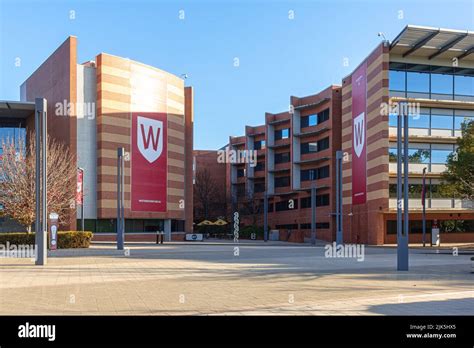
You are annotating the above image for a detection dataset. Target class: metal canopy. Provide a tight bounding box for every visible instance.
[0,100,35,119]
[390,25,474,62]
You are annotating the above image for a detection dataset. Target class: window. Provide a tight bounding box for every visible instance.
[274,176,290,188]
[254,140,266,150]
[300,194,329,208]
[431,110,454,129]
[254,182,265,193]
[389,148,398,163]
[431,149,452,164]
[407,71,429,93]
[237,168,245,177]
[408,148,430,164]
[431,73,453,96]
[454,75,474,96]
[301,137,329,155]
[389,70,406,91]
[275,128,289,140]
[300,165,329,181]
[300,222,330,229]
[274,152,290,164]
[275,199,298,211]
[255,161,265,171]
[455,116,474,130]
[301,114,317,128]
[275,224,298,230]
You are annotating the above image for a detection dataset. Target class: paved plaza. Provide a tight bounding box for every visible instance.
[0,240,473,315]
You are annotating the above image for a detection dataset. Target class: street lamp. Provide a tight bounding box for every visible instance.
[422,167,427,247]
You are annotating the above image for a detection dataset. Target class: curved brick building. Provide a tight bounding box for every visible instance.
[20,36,194,240]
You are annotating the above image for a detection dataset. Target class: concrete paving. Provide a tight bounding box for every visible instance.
[0,240,472,315]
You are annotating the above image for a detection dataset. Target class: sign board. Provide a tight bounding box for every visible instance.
[131,112,167,212]
[351,62,367,205]
[432,228,440,246]
[185,233,203,241]
[49,212,59,251]
[76,170,83,205]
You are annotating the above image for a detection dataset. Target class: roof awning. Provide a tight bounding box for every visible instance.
[0,100,35,119]
[390,25,474,62]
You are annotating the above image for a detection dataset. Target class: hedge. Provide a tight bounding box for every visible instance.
[0,231,93,249]
[239,225,264,239]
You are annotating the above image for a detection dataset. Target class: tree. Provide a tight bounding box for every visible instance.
[239,189,262,226]
[0,133,76,232]
[194,168,222,221]
[441,119,474,201]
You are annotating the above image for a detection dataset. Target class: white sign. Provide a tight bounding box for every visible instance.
[185,233,203,241]
[137,116,163,163]
[432,228,440,246]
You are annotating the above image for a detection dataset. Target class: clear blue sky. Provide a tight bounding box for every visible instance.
[0,0,473,149]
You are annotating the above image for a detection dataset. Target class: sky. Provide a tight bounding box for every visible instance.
[0,0,473,149]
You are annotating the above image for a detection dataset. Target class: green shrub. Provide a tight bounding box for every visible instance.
[195,225,229,236]
[239,225,264,239]
[0,231,93,249]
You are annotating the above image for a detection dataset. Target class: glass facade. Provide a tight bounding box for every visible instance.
[388,108,474,135]
[389,63,474,100]
[389,144,455,165]
[0,123,26,156]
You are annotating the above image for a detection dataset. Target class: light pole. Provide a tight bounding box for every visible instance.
[116,148,125,250]
[78,167,84,232]
[336,150,343,245]
[397,103,409,271]
[34,98,47,266]
[310,170,317,246]
[422,167,427,247]
[263,191,268,242]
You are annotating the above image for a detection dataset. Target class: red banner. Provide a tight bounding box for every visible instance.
[351,62,367,205]
[76,169,83,205]
[131,112,167,212]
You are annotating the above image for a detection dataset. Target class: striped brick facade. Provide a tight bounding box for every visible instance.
[96,53,191,221]
[341,42,390,245]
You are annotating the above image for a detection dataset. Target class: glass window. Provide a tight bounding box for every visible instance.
[274,152,290,164]
[431,73,453,95]
[275,128,289,140]
[408,148,430,164]
[255,161,265,171]
[431,114,453,129]
[455,116,474,130]
[301,142,317,154]
[389,148,398,163]
[254,140,265,150]
[302,115,314,128]
[431,149,452,164]
[318,137,329,151]
[389,113,398,127]
[274,176,290,188]
[407,71,429,93]
[389,70,406,91]
[454,75,474,96]
[237,168,245,177]
[409,113,430,128]
[317,109,329,124]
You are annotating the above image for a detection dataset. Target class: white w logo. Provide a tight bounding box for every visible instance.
[353,112,365,158]
[137,116,163,163]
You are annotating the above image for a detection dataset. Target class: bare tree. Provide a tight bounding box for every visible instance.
[240,189,262,226]
[0,133,76,232]
[194,168,222,221]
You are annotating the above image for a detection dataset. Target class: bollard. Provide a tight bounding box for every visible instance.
[156,231,160,245]
[160,231,164,244]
